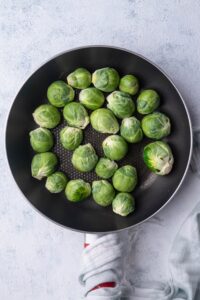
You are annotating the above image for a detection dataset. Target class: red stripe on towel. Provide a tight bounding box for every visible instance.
[91,282,116,291]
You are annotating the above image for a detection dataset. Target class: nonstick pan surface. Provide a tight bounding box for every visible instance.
[6,46,192,233]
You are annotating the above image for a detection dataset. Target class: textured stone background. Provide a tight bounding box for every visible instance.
[1,0,200,299]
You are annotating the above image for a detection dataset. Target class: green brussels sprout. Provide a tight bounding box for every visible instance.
[112,193,135,216]
[67,68,91,89]
[102,135,128,161]
[33,104,61,129]
[29,127,54,152]
[95,158,118,179]
[119,75,139,95]
[45,171,68,193]
[112,165,137,192]
[90,108,119,134]
[143,141,174,175]
[65,179,91,202]
[47,80,75,107]
[141,112,171,139]
[137,89,160,114]
[72,143,98,172]
[63,102,89,129]
[79,87,105,110]
[31,152,58,180]
[92,180,115,207]
[92,67,120,92]
[120,117,143,143]
[59,126,83,151]
[107,91,135,119]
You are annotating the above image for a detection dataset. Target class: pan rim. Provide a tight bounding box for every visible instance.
[5,45,193,233]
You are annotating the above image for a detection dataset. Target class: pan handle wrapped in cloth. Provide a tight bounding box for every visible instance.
[79,234,124,299]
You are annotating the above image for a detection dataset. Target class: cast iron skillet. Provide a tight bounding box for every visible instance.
[5,46,193,233]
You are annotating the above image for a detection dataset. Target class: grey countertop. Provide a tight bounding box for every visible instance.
[1,1,200,299]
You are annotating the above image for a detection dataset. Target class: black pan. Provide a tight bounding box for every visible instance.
[5,46,192,233]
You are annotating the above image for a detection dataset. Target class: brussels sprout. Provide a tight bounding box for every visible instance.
[119,75,139,96]
[112,193,135,216]
[92,67,120,92]
[95,158,118,179]
[31,152,58,180]
[67,68,91,89]
[102,135,128,161]
[45,171,68,193]
[33,104,61,129]
[72,143,98,172]
[112,165,137,192]
[137,89,160,114]
[63,102,89,129]
[79,87,105,110]
[47,80,75,107]
[29,127,54,152]
[65,179,91,202]
[107,91,135,119]
[90,108,119,134]
[92,180,115,207]
[143,141,174,175]
[59,126,83,151]
[141,112,171,139]
[120,117,143,143]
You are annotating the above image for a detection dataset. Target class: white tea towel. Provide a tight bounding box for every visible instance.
[169,201,200,299]
[126,201,200,299]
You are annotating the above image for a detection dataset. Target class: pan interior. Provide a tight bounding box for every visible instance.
[6,47,192,232]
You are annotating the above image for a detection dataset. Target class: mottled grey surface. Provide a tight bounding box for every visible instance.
[0,0,200,299]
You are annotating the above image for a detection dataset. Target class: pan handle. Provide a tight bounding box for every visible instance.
[83,234,116,292]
